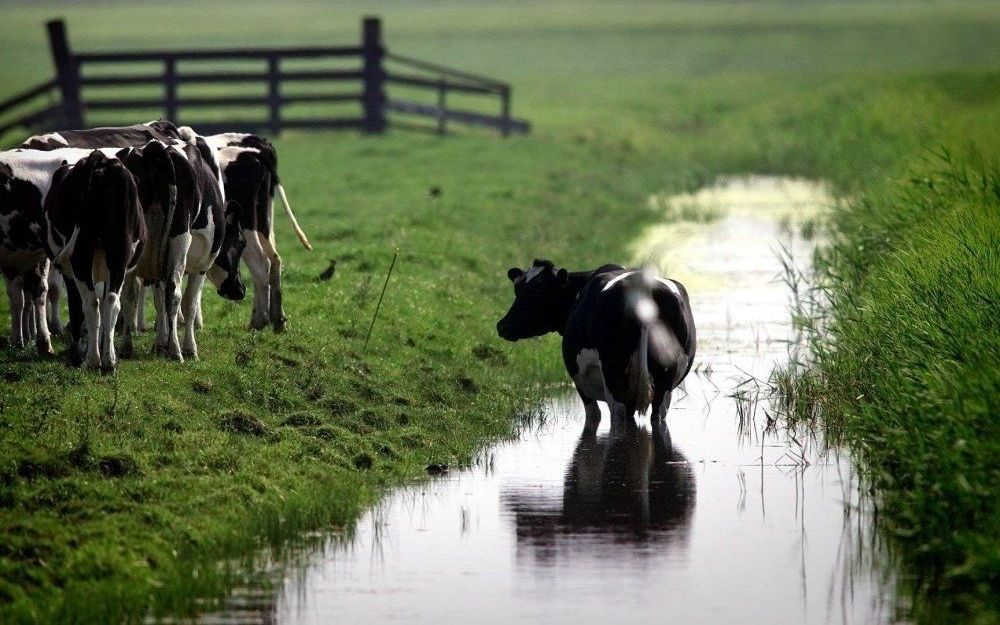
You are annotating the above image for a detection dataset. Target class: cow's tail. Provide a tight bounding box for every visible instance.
[624,324,653,418]
[54,226,80,270]
[275,183,313,251]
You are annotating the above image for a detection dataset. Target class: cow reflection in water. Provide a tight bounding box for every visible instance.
[505,416,695,556]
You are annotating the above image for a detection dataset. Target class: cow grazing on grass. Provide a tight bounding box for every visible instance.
[46,151,146,370]
[198,131,312,332]
[22,124,243,360]
[497,260,697,422]
[0,149,77,355]
[162,138,233,359]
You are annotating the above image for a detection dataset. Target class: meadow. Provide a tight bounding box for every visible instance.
[1,1,999,622]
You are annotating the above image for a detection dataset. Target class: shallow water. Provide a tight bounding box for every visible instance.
[200,177,898,625]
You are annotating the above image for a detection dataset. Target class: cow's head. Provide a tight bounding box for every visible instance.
[207,200,247,301]
[497,259,570,341]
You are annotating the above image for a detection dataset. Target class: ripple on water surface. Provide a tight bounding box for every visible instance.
[204,177,900,625]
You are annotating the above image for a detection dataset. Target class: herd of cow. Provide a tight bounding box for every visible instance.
[0,120,312,371]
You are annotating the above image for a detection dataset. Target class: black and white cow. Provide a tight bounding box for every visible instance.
[46,151,147,370]
[162,138,231,359]
[497,260,697,422]
[22,124,242,360]
[0,150,77,355]
[197,131,312,331]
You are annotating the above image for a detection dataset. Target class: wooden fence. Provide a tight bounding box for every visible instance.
[0,17,529,143]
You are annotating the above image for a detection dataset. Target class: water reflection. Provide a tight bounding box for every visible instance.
[193,177,901,625]
[507,419,694,555]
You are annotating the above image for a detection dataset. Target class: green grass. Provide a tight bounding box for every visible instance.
[0,1,999,623]
[781,154,1000,623]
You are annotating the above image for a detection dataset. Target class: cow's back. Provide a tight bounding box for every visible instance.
[23,123,179,151]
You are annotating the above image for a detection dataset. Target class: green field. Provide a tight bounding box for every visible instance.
[1,1,999,623]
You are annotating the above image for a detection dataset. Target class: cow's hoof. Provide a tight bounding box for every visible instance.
[84,358,101,370]
[120,343,134,359]
[182,348,198,361]
[272,318,287,333]
[153,343,168,356]
[36,342,54,357]
[249,318,268,331]
[100,364,116,375]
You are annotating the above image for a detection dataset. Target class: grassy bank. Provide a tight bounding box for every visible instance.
[786,157,1000,622]
[1,1,999,622]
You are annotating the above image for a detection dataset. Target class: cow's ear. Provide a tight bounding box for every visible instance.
[557,268,569,285]
[507,267,524,282]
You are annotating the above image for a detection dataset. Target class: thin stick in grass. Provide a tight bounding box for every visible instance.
[364,248,399,351]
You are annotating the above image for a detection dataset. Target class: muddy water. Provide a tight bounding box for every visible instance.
[206,177,898,624]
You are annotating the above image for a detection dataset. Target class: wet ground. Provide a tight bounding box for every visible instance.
[197,177,899,624]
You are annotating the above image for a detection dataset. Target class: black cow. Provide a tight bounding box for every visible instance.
[199,131,312,331]
[45,151,146,370]
[497,260,697,422]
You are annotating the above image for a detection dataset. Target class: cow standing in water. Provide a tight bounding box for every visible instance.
[497,260,696,423]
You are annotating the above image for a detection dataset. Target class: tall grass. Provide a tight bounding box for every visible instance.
[778,154,1000,621]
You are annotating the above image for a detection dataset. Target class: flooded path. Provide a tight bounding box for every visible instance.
[205,177,898,624]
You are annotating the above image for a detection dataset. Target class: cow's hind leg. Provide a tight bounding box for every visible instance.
[6,276,25,349]
[75,279,101,369]
[120,275,140,358]
[576,385,602,435]
[162,271,184,360]
[651,364,677,422]
[136,283,148,332]
[100,288,122,372]
[162,232,191,361]
[262,235,286,332]
[22,291,35,343]
[181,272,206,360]
[152,286,167,354]
[242,233,271,331]
[652,385,672,422]
[47,270,63,336]
[25,265,52,356]
[64,277,85,366]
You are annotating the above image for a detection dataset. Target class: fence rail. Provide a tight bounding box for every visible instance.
[0,17,529,144]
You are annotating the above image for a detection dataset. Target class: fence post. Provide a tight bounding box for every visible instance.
[46,19,84,128]
[437,79,447,135]
[267,55,281,135]
[500,85,511,137]
[164,57,178,122]
[361,17,386,134]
